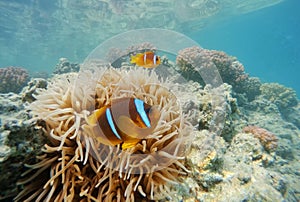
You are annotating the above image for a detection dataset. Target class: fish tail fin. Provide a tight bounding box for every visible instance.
[130,55,137,64]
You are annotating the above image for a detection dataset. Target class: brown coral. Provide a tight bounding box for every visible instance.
[176,47,261,101]
[15,67,193,201]
[0,66,30,93]
[243,125,278,152]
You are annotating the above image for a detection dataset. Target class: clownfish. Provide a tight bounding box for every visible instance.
[85,98,160,149]
[130,51,161,68]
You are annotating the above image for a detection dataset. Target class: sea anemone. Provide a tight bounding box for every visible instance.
[15,66,193,201]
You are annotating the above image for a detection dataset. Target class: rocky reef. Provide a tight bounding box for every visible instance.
[0,91,47,200]
[0,47,299,201]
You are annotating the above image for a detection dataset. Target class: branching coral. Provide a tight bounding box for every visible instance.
[15,67,193,201]
[243,125,278,152]
[0,67,30,93]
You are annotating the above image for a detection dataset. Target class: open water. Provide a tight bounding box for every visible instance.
[0,0,299,97]
[191,0,300,97]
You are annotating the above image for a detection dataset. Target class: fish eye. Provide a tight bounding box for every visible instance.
[156,57,159,61]
[144,107,151,113]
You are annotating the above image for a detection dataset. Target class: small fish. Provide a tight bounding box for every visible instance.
[130,51,161,68]
[85,98,160,149]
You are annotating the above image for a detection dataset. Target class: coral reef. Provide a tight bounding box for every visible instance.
[0,92,46,201]
[234,88,300,201]
[176,46,261,101]
[243,125,278,152]
[285,103,300,129]
[196,83,238,142]
[1,49,299,201]
[53,58,80,74]
[260,82,298,115]
[15,67,194,202]
[0,67,30,93]
[214,132,286,201]
[172,45,299,201]
[173,128,286,201]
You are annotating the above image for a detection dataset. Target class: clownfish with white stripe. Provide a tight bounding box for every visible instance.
[85,98,160,149]
[130,51,161,68]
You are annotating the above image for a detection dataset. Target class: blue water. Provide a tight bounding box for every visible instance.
[0,0,299,97]
[189,0,300,97]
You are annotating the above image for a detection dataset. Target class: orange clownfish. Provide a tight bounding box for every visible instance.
[130,51,161,68]
[85,98,160,149]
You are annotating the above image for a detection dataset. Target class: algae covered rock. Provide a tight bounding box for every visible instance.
[215,132,285,202]
[0,93,46,200]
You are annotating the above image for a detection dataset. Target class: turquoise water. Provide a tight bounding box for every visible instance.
[190,0,300,97]
[0,0,299,95]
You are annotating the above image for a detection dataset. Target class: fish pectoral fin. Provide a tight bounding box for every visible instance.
[117,115,152,139]
[87,113,97,125]
[122,139,140,150]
